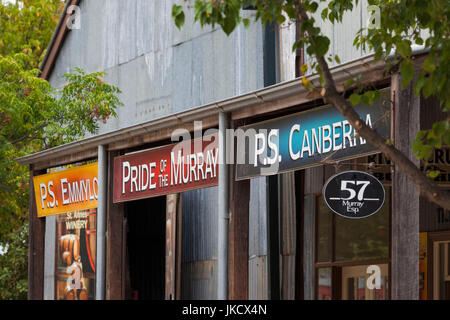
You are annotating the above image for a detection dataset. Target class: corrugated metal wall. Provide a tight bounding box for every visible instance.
[279,0,372,79]
[181,186,218,299]
[48,0,265,135]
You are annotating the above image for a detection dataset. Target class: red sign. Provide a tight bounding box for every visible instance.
[113,133,219,203]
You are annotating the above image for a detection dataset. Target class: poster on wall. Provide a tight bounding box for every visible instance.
[55,208,97,300]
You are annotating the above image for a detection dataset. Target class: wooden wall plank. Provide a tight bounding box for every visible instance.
[165,194,178,300]
[279,172,296,300]
[28,166,46,300]
[305,166,324,194]
[106,151,125,300]
[228,170,250,300]
[391,73,420,300]
[303,194,315,300]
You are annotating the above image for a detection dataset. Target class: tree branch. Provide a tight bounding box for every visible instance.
[297,6,450,210]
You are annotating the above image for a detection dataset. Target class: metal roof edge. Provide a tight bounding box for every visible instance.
[18,48,431,166]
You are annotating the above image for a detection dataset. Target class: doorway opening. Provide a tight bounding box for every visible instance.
[126,196,166,300]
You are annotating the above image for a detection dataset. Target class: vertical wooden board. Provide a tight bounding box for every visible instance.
[248,255,269,300]
[165,194,178,300]
[323,165,336,182]
[249,177,268,258]
[305,166,324,194]
[420,95,449,130]
[303,194,315,300]
[281,255,296,300]
[106,151,125,300]
[279,172,296,300]
[176,194,183,300]
[391,74,420,299]
[181,260,217,300]
[28,167,46,300]
[280,172,296,255]
[228,176,250,300]
[248,256,258,300]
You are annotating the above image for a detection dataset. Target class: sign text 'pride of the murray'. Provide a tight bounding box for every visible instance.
[235,88,390,180]
[113,133,218,203]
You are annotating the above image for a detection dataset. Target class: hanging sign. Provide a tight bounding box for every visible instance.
[33,162,98,218]
[235,88,390,180]
[323,170,385,219]
[113,133,218,203]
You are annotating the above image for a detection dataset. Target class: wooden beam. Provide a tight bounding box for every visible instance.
[33,148,98,171]
[390,72,420,299]
[28,166,46,300]
[175,194,183,300]
[228,160,250,299]
[40,0,81,80]
[165,194,178,300]
[105,150,125,300]
[280,172,296,300]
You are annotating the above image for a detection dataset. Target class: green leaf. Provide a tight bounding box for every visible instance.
[400,60,415,89]
[396,41,412,58]
[428,170,440,179]
[334,54,341,64]
[300,64,308,74]
[172,5,185,29]
[315,36,330,57]
[345,78,355,88]
[349,93,361,106]
[422,57,436,73]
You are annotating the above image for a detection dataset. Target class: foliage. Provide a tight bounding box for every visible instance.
[0,0,123,299]
[0,54,122,242]
[0,0,65,67]
[172,0,449,187]
[0,223,28,300]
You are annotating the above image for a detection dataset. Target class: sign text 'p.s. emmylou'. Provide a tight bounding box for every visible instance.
[113,133,219,203]
[33,162,98,217]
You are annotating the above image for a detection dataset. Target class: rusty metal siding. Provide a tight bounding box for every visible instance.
[248,255,268,300]
[180,187,218,299]
[248,177,269,299]
[181,260,217,300]
[181,187,218,263]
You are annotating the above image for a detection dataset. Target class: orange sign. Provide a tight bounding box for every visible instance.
[33,163,98,217]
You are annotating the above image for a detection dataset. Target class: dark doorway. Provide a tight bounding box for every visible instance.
[126,196,166,300]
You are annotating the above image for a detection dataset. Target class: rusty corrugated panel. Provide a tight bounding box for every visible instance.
[181,260,217,300]
[248,255,268,300]
[181,187,218,262]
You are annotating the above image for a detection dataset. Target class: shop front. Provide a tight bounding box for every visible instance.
[111,132,219,300]
[20,53,449,300]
